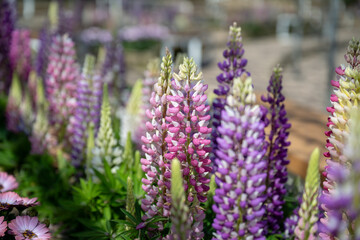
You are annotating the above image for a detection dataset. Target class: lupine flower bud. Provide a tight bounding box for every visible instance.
[320,38,360,239]
[261,66,291,233]
[126,176,135,230]
[167,158,191,240]
[295,148,320,240]
[166,57,212,239]
[0,0,16,93]
[90,84,122,175]
[212,75,267,240]
[6,75,22,132]
[212,22,248,169]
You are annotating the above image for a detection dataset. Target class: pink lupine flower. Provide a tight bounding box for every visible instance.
[165,57,212,239]
[9,216,51,240]
[0,172,18,192]
[0,216,6,237]
[0,192,21,210]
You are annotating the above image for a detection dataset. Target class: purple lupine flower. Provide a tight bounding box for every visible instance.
[212,75,267,240]
[261,66,291,233]
[284,207,300,239]
[35,26,52,81]
[211,22,248,169]
[69,55,98,168]
[9,29,32,85]
[165,57,212,239]
[140,51,172,227]
[46,34,79,136]
[0,0,16,93]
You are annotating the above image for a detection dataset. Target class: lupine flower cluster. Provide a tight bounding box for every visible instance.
[212,22,248,170]
[320,38,360,239]
[0,0,15,93]
[0,172,51,239]
[261,66,291,233]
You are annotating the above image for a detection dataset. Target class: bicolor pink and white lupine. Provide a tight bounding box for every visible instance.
[141,51,173,225]
[0,172,18,192]
[9,216,51,240]
[165,57,212,239]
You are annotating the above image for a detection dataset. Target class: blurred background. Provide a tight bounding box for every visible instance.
[10,0,360,176]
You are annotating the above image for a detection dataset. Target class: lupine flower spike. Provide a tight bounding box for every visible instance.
[0,0,16,93]
[294,148,320,240]
[141,49,172,226]
[91,84,122,175]
[167,158,191,240]
[320,38,360,238]
[166,57,212,239]
[261,66,291,233]
[212,74,267,240]
[69,55,96,168]
[212,22,248,169]
[126,176,135,230]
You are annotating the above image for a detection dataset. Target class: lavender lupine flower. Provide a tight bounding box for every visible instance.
[140,50,173,226]
[119,24,169,41]
[10,29,32,86]
[0,0,16,93]
[212,75,267,240]
[295,148,320,240]
[261,66,291,233]
[69,55,97,168]
[134,58,160,146]
[46,34,79,137]
[80,27,113,44]
[212,22,248,169]
[320,38,360,239]
[166,57,212,239]
[284,207,300,239]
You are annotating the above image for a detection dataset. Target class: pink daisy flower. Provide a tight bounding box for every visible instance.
[18,197,40,207]
[0,192,21,210]
[0,216,7,237]
[9,216,51,240]
[0,172,18,192]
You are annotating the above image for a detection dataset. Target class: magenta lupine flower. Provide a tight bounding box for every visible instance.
[0,172,18,192]
[212,76,267,240]
[0,216,7,237]
[46,34,79,135]
[10,30,32,84]
[9,216,51,240]
[0,192,21,210]
[212,22,248,169]
[165,57,212,239]
[141,51,173,225]
[261,66,291,233]
[0,0,16,93]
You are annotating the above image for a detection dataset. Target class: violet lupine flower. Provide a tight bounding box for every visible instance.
[212,75,267,240]
[9,216,51,240]
[320,38,360,239]
[165,57,212,239]
[0,172,18,192]
[46,34,79,135]
[35,26,52,81]
[9,29,32,84]
[0,0,16,93]
[134,58,160,147]
[212,22,248,169]
[284,207,300,239]
[261,66,291,233]
[69,55,97,168]
[140,50,173,225]
[0,216,6,237]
